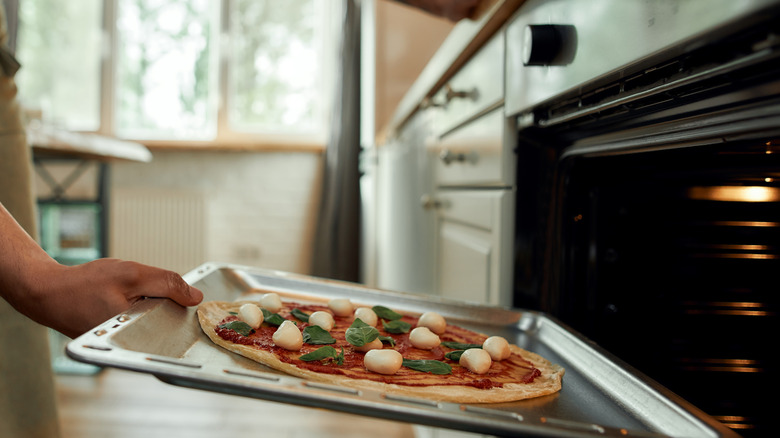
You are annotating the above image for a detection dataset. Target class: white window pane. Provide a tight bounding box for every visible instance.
[16,0,102,131]
[115,0,217,140]
[228,0,333,136]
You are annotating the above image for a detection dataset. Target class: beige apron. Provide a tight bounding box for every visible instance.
[0,4,62,437]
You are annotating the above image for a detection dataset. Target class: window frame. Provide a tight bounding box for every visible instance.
[93,0,338,151]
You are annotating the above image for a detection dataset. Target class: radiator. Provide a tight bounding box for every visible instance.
[110,189,206,274]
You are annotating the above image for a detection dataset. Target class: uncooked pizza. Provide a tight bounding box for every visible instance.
[197,293,564,403]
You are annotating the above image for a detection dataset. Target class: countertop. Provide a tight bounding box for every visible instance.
[28,124,152,163]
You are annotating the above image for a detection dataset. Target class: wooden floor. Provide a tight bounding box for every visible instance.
[55,368,416,438]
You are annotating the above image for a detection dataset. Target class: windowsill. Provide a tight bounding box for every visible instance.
[134,139,327,154]
[33,124,329,154]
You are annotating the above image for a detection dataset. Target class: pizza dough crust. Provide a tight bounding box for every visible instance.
[197,300,564,403]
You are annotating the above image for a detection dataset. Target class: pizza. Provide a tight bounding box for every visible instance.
[197,293,564,403]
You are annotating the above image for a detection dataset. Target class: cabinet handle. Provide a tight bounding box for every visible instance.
[439,149,478,165]
[420,96,443,109]
[444,84,478,104]
[420,194,442,210]
[420,84,478,109]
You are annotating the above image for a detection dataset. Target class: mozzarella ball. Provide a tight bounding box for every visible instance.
[328,298,353,317]
[417,311,447,335]
[409,327,441,350]
[459,348,492,374]
[353,338,383,352]
[272,320,303,351]
[308,311,335,332]
[364,349,403,375]
[260,293,283,313]
[354,307,378,326]
[238,303,264,329]
[482,336,511,361]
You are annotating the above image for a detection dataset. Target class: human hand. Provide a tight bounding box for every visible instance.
[17,259,203,338]
[2,202,203,338]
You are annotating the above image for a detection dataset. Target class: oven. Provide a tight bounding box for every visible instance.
[506,1,780,435]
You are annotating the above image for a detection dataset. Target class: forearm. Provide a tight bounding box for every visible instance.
[2,201,203,338]
[0,202,61,309]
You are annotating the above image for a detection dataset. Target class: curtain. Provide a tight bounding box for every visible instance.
[310,0,362,282]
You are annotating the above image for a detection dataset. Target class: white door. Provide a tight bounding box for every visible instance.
[434,189,513,306]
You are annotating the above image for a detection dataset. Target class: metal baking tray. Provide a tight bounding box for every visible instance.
[67,263,736,437]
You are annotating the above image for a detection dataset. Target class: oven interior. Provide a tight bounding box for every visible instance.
[557,140,779,435]
[513,11,780,436]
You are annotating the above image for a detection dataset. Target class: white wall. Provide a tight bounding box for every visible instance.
[109,150,323,275]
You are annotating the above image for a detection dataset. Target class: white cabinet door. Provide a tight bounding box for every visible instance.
[434,189,514,306]
[438,220,492,303]
[374,111,437,295]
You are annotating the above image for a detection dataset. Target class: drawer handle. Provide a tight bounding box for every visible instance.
[420,194,442,210]
[439,149,478,165]
[420,85,478,109]
[420,96,443,109]
[444,84,478,104]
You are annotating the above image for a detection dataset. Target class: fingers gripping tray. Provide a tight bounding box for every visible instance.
[67,263,736,437]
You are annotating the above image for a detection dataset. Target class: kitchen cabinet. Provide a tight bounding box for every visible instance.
[434,189,513,305]
[426,106,516,306]
[359,0,454,291]
[372,110,437,295]
[428,33,504,138]
[425,33,515,307]
[371,27,516,307]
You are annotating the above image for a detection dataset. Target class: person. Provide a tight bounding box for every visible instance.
[1,3,204,437]
[0,1,481,437]
[0,203,204,339]
[1,0,483,336]
[0,79,203,438]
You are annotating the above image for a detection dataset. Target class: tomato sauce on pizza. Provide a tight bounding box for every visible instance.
[213,301,542,390]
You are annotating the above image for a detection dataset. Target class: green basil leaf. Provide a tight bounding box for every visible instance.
[218,321,254,337]
[261,308,286,326]
[350,318,369,328]
[402,359,452,375]
[382,319,412,334]
[372,305,402,321]
[302,325,336,345]
[291,308,310,322]
[300,346,338,362]
[228,311,238,316]
[441,341,482,350]
[345,318,380,347]
[300,346,344,366]
[378,335,396,347]
[444,350,466,361]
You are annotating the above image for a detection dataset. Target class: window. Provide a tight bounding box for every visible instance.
[114,0,217,139]
[16,0,339,145]
[16,0,103,131]
[228,1,333,136]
